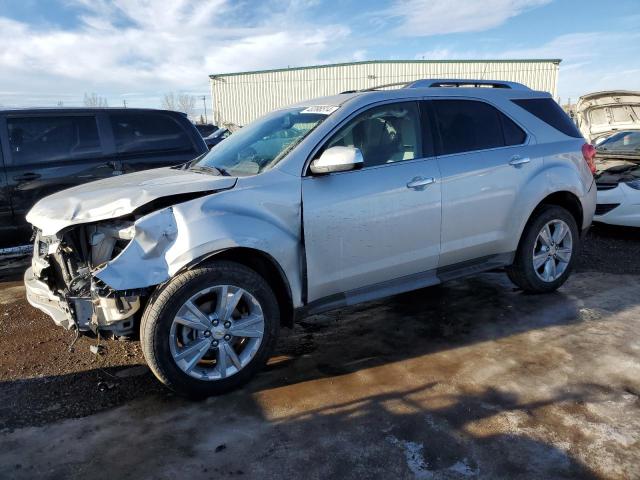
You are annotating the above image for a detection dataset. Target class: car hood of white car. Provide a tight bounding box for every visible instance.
[27,167,237,236]
[576,90,640,142]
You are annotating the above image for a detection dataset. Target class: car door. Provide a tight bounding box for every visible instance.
[302,101,442,303]
[1,113,118,241]
[431,98,538,267]
[0,129,17,248]
[108,111,202,173]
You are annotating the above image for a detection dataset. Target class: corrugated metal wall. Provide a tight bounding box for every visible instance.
[210,60,560,127]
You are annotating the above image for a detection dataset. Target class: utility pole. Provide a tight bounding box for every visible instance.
[202,96,208,124]
[123,99,127,108]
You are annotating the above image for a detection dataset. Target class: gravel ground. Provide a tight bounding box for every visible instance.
[0,223,638,479]
[577,223,640,275]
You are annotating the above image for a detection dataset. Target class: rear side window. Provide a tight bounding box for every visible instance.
[512,98,582,138]
[110,113,193,154]
[7,116,101,165]
[434,100,524,155]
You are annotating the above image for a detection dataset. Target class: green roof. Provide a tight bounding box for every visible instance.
[209,59,562,79]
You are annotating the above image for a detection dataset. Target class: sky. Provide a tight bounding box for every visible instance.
[0,0,638,116]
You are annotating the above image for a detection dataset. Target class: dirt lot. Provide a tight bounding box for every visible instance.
[0,224,639,479]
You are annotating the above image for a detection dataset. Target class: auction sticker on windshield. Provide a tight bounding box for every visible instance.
[301,105,339,115]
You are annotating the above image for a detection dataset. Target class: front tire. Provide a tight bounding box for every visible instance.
[140,261,280,397]
[507,205,579,293]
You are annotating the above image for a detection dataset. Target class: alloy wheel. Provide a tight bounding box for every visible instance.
[169,285,265,380]
[532,219,573,283]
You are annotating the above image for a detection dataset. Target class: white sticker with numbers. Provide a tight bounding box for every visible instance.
[301,105,339,115]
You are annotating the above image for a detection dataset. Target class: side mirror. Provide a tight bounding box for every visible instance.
[309,146,364,175]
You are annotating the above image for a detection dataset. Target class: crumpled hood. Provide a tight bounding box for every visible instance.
[27,167,237,236]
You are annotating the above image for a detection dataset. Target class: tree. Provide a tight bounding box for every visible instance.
[161,92,176,111]
[83,92,108,107]
[161,92,196,119]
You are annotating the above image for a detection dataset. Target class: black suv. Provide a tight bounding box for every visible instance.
[0,108,207,247]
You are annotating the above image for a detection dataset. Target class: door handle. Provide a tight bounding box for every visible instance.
[13,172,41,181]
[509,155,531,166]
[406,176,436,190]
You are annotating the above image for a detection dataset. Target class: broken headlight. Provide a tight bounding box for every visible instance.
[88,221,135,267]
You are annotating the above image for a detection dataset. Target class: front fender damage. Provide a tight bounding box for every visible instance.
[93,192,302,308]
[95,207,179,289]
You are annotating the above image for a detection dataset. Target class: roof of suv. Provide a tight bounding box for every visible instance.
[293,82,551,110]
[0,107,187,116]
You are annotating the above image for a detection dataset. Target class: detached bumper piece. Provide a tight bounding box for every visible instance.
[25,267,76,330]
[25,267,142,336]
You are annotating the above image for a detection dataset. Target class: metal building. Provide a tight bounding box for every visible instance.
[209,59,561,127]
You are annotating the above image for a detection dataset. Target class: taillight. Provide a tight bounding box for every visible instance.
[582,143,597,174]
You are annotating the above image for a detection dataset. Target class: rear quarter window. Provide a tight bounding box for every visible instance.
[110,113,194,154]
[512,98,582,138]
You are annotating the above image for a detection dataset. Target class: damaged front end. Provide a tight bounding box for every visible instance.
[26,220,145,336]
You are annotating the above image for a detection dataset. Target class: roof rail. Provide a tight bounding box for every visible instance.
[339,79,532,95]
[406,79,531,90]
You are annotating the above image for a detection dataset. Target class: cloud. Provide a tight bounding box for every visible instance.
[0,0,354,107]
[382,0,550,36]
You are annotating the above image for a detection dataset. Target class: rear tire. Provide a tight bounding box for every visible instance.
[140,261,280,397]
[507,205,579,293]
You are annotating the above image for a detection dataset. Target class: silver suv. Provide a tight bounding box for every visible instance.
[25,79,596,396]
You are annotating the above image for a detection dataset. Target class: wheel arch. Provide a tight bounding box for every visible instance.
[515,190,584,255]
[535,191,583,232]
[182,247,295,328]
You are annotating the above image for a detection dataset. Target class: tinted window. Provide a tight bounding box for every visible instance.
[8,116,101,165]
[501,112,527,145]
[512,98,582,138]
[434,100,504,155]
[325,102,422,167]
[110,113,193,154]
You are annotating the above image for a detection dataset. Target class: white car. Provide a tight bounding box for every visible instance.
[595,164,640,227]
[594,131,640,226]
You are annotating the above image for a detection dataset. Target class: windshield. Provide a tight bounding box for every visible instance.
[598,131,640,152]
[190,107,331,176]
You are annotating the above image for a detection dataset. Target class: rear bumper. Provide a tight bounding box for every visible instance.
[594,184,640,228]
[24,267,75,330]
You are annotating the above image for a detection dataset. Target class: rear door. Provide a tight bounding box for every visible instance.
[431,98,537,267]
[2,113,117,240]
[108,111,203,172]
[302,101,442,303]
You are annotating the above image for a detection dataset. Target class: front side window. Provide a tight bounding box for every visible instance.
[192,107,329,176]
[110,113,193,154]
[8,116,101,165]
[324,102,422,168]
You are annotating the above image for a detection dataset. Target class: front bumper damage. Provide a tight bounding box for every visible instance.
[25,266,142,335]
[26,227,145,336]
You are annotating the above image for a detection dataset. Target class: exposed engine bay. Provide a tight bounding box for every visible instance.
[31,219,146,336]
[596,160,640,186]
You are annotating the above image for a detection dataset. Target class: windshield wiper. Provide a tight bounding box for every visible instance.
[189,164,231,176]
